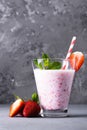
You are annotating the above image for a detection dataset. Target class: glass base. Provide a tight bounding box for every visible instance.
[40,109,68,117]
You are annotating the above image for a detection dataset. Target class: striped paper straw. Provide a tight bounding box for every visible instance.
[62,36,76,69]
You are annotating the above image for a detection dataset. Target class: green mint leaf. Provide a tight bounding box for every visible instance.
[42,53,50,69]
[34,59,43,69]
[38,62,43,69]
[42,53,49,59]
[43,58,50,68]
[47,61,62,69]
[33,53,62,70]
[33,59,38,67]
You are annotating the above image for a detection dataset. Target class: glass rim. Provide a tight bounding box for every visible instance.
[32,57,76,70]
[32,58,71,62]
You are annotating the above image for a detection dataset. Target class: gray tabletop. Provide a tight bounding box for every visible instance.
[0,104,87,130]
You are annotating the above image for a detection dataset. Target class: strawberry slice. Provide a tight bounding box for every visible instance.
[23,100,41,117]
[9,98,25,117]
[69,51,85,71]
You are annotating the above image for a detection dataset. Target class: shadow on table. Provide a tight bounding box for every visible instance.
[67,114,87,118]
[40,114,87,118]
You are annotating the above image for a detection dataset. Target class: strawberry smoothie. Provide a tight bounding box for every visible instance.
[34,69,75,116]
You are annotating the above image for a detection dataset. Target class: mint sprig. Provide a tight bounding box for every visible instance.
[34,59,43,69]
[34,53,62,70]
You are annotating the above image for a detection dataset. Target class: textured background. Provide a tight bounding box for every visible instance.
[0,0,87,104]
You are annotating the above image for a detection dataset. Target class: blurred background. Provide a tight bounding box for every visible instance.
[0,0,87,104]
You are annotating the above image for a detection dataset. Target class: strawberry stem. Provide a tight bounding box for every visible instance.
[32,92,39,102]
[13,94,21,100]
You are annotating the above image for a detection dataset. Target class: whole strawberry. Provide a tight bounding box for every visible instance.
[9,93,41,117]
[23,100,40,117]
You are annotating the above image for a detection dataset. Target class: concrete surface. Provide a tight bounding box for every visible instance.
[0,104,87,130]
[0,0,87,103]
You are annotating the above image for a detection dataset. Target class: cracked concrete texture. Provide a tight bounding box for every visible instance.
[0,0,87,103]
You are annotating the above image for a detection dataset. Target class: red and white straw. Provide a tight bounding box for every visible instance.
[62,36,76,69]
[65,36,76,59]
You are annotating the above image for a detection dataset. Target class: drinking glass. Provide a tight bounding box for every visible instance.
[32,58,75,117]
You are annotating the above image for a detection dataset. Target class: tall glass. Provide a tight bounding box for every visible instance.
[32,58,75,117]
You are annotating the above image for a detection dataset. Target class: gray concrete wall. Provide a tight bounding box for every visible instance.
[0,0,87,104]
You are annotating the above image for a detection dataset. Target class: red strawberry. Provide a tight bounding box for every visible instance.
[23,100,41,117]
[69,51,85,71]
[9,98,25,117]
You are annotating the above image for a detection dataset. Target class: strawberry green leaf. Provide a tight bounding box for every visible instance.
[14,94,21,100]
[32,92,39,102]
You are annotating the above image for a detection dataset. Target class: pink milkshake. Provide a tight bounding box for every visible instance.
[33,58,75,117]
